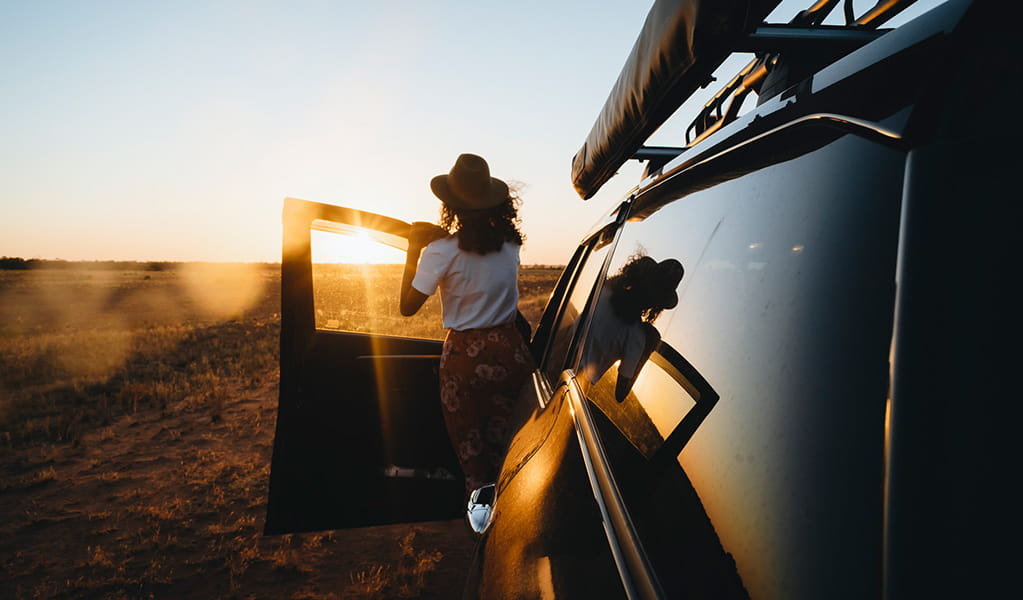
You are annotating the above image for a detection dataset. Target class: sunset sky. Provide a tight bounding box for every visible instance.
[1,1,942,265]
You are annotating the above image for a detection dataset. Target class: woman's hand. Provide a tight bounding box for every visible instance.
[408,222,447,248]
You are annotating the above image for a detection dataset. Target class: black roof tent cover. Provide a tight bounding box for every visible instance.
[571,0,782,199]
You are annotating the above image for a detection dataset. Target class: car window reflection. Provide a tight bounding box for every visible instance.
[579,254,683,401]
[578,253,719,462]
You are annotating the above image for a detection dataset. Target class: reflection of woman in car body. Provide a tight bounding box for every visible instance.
[581,255,684,402]
[399,153,535,497]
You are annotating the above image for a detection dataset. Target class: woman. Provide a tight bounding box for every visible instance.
[400,153,535,496]
[580,254,684,402]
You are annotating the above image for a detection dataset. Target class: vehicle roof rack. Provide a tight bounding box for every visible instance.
[571,0,923,200]
[633,146,689,179]
[570,0,783,200]
[685,0,917,146]
[740,24,888,54]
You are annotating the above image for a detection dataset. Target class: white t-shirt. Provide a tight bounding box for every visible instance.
[580,288,649,384]
[412,236,520,331]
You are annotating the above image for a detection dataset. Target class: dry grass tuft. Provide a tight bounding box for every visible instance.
[348,564,389,598]
[85,544,116,569]
[345,530,445,599]
[21,465,58,488]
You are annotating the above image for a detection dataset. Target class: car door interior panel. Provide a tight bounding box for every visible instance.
[266,200,462,534]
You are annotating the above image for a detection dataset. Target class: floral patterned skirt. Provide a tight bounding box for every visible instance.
[439,322,536,496]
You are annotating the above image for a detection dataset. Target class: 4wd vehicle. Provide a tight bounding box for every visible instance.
[265,0,1016,597]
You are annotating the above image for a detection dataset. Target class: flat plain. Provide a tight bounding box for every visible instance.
[0,263,560,600]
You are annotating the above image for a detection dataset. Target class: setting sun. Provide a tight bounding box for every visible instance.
[311,227,406,265]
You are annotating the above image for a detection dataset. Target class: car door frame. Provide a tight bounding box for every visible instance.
[265,197,463,535]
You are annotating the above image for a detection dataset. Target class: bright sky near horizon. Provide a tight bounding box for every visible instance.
[1,0,943,265]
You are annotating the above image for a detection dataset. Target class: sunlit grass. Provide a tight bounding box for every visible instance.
[312,263,560,339]
[0,266,280,450]
[0,262,561,599]
[313,263,446,339]
[1,263,560,450]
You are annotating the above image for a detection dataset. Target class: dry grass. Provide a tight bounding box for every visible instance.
[0,265,280,450]
[313,263,446,339]
[0,262,560,599]
[346,530,445,599]
[311,263,559,340]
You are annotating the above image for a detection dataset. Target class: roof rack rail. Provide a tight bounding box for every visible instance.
[792,0,919,28]
[740,24,888,54]
[684,0,918,146]
[686,56,775,146]
[632,146,688,178]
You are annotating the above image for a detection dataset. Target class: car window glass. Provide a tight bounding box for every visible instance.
[310,221,445,340]
[542,227,614,382]
[576,249,708,460]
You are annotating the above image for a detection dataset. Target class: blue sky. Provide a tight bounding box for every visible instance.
[0,0,943,264]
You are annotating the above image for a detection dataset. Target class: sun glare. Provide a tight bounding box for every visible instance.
[179,262,265,320]
[311,229,404,265]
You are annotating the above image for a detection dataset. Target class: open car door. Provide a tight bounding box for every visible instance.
[265,197,462,534]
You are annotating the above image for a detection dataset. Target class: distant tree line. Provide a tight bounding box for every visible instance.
[0,257,176,271]
[0,257,278,271]
[1,256,558,271]
[522,264,567,270]
[1,256,31,269]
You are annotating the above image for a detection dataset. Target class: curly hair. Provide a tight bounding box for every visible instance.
[605,253,671,324]
[439,187,525,255]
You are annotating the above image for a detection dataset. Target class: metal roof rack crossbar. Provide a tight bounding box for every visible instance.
[683,0,918,147]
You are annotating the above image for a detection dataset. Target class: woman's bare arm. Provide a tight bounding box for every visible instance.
[400,244,430,316]
[400,222,446,316]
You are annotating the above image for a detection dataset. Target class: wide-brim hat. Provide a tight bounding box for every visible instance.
[633,256,684,309]
[430,153,509,210]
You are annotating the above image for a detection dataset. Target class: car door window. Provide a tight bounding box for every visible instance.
[268,200,462,535]
[310,220,445,340]
[574,244,715,463]
[541,224,616,383]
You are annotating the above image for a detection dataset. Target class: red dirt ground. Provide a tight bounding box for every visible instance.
[0,372,476,599]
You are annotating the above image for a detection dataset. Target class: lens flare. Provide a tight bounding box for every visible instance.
[179,262,265,320]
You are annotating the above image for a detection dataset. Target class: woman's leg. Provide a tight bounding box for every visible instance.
[439,329,489,495]
[439,324,535,496]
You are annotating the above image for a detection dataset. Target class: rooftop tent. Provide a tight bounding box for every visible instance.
[571,0,782,200]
